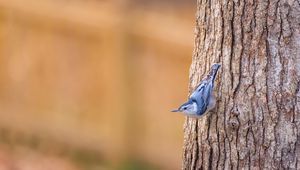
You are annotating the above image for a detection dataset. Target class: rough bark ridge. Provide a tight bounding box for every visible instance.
[183,0,300,169]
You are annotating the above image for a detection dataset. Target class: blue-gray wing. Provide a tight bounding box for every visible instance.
[195,96,207,115]
[190,82,205,99]
[190,82,213,115]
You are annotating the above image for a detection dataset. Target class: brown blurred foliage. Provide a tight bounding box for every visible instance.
[0,0,195,169]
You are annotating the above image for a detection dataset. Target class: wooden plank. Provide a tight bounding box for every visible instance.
[0,0,193,49]
[0,0,122,34]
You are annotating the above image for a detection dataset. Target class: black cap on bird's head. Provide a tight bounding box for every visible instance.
[171,100,196,114]
[171,102,189,112]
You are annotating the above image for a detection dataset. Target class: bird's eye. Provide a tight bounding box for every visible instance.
[184,107,187,110]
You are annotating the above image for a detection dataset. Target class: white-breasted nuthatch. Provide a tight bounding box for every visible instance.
[172,63,221,117]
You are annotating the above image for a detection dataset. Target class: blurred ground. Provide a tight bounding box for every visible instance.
[0,0,195,169]
[0,145,79,170]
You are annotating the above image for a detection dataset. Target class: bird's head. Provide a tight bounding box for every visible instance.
[171,100,198,115]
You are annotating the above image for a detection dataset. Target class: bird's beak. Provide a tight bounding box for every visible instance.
[171,109,179,112]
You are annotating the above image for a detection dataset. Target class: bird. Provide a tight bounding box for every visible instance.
[172,63,221,118]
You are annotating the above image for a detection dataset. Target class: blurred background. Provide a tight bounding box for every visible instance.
[0,0,195,169]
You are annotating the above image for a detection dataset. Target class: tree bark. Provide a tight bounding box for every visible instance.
[183,0,300,169]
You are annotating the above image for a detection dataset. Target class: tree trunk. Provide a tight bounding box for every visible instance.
[183,0,300,169]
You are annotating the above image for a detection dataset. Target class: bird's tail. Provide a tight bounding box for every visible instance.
[209,63,221,82]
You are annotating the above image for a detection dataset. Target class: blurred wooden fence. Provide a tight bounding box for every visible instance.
[0,0,194,169]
